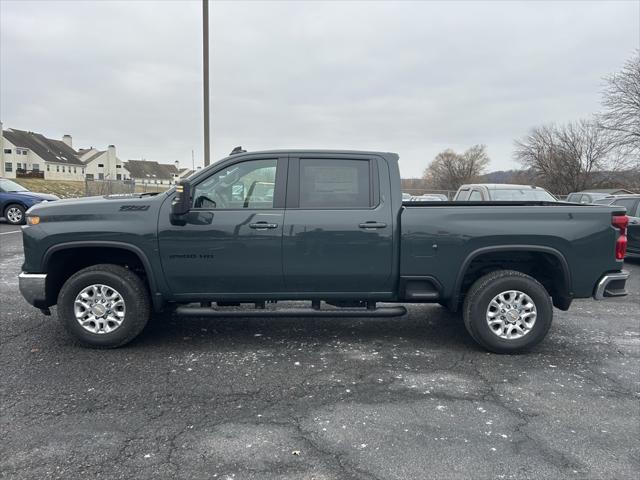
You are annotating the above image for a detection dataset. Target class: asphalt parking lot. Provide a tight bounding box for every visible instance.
[1,222,639,480]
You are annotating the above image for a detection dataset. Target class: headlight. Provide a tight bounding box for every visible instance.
[26,216,41,225]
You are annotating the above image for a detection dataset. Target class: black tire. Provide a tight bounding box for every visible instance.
[4,203,25,225]
[463,270,553,354]
[57,264,150,348]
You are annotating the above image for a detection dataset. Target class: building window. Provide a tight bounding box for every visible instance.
[33,164,40,171]
[16,162,22,170]
[74,167,77,174]
[56,165,60,172]
[5,162,12,172]
[62,166,66,173]
[116,164,121,169]
[3,149,11,154]
[98,173,104,180]
[82,168,85,174]
[22,150,28,155]
[116,174,122,180]
[86,173,94,180]
[98,164,104,168]
[47,164,50,171]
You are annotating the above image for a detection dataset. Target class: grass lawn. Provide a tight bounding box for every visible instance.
[13,178,85,199]
[12,178,170,198]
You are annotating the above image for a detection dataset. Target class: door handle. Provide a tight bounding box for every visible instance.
[249,222,279,229]
[359,222,387,229]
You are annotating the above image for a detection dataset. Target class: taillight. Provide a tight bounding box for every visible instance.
[612,215,628,260]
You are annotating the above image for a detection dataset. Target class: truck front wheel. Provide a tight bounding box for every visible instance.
[462,270,553,353]
[57,264,150,348]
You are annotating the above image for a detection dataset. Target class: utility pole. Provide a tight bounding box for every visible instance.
[202,0,211,167]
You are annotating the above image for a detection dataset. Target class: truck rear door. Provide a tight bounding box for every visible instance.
[282,154,394,293]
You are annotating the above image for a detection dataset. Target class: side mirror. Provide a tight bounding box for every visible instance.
[170,180,192,225]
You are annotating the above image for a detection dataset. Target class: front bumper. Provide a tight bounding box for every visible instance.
[593,270,629,300]
[18,272,47,308]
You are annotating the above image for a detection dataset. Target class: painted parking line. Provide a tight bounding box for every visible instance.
[0,230,21,235]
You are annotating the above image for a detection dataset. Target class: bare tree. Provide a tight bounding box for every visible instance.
[514,120,620,194]
[600,51,640,156]
[423,145,490,190]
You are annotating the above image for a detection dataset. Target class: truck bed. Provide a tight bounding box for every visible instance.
[400,202,624,305]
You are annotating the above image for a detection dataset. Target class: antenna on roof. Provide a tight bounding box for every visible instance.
[230,146,246,155]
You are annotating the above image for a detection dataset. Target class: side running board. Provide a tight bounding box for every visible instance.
[175,304,407,318]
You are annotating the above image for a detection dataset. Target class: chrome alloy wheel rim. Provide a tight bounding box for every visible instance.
[486,290,537,340]
[74,284,126,334]
[6,207,23,223]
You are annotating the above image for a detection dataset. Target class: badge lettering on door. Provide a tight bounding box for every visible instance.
[119,205,150,211]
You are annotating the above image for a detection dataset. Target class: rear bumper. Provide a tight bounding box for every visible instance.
[18,272,47,308]
[593,270,629,300]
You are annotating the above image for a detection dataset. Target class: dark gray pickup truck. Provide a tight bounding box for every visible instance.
[19,150,630,353]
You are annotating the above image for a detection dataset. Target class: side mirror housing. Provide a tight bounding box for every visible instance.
[170,180,192,225]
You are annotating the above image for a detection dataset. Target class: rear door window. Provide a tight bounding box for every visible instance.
[298,159,371,208]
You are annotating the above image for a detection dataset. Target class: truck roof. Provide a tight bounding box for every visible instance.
[220,149,399,162]
[458,183,542,190]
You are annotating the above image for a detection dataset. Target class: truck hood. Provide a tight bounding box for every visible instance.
[27,192,166,217]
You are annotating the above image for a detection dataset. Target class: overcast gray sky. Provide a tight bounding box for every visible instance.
[1,0,638,177]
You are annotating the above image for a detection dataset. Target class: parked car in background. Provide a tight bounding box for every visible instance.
[0,178,59,225]
[566,189,635,204]
[409,194,448,202]
[593,195,639,258]
[593,194,639,204]
[454,184,557,202]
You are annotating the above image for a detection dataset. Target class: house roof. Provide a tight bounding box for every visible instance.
[3,128,84,166]
[83,150,105,164]
[124,160,180,180]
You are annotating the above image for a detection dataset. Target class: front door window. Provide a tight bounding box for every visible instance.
[192,159,277,210]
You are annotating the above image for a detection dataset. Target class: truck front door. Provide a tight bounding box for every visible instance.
[282,155,394,294]
[158,156,287,296]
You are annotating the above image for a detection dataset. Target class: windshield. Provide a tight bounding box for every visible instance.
[491,188,556,201]
[0,179,29,193]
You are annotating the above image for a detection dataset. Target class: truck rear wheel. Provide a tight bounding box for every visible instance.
[462,270,553,353]
[57,264,150,348]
